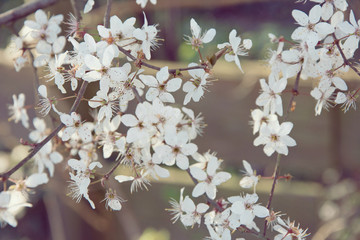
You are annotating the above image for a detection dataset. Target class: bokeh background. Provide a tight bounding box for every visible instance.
[1,0,360,239]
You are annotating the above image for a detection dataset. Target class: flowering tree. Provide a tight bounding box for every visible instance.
[0,0,359,239]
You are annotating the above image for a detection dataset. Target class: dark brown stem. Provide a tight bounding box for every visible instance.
[285,65,302,120]
[104,0,113,28]
[102,157,122,181]
[0,81,88,182]
[117,46,227,75]
[263,153,281,236]
[0,0,58,26]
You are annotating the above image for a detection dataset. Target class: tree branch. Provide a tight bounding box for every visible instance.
[0,0,58,26]
[117,46,227,75]
[104,0,113,28]
[0,80,88,182]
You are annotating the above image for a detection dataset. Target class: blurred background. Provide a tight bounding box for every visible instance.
[1,0,360,239]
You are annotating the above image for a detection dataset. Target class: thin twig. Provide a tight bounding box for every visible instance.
[102,153,125,182]
[333,34,360,78]
[117,46,227,74]
[263,153,281,236]
[0,0,58,26]
[0,81,88,181]
[284,66,302,120]
[104,0,113,28]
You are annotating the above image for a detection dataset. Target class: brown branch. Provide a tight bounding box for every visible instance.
[104,0,113,28]
[117,46,227,75]
[285,65,302,120]
[263,153,282,236]
[0,80,88,182]
[0,0,58,26]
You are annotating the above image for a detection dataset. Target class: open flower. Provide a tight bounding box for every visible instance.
[186,18,216,50]
[0,191,32,227]
[60,112,92,143]
[239,160,259,192]
[183,63,210,105]
[254,120,296,157]
[217,29,252,72]
[190,154,231,199]
[255,74,287,116]
[140,66,182,103]
[8,93,29,128]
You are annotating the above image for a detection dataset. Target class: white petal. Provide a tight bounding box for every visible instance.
[60,114,73,126]
[85,55,102,70]
[192,182,206,197]
[154,165,170,178]
[309,5,321,24]
[212,172,231,185]
[79,125,92,143]
[84,0,95,13]
[190,18,201,38]
[182,196,196,212]
[26,173,49,188]
[332,76,348,91]
[166,78,182,92]
[242,160,253,174]
[121,114,138,127]
[190,167,207,181]
[202,29,216,43]
[176,154,189,170]
[108,199,122,211]
[335,92,346,104]
[38,85,47,98]
[253,205,269,218]
[115,175,134,183]
[292,10,308,26]
[140,75,158,87]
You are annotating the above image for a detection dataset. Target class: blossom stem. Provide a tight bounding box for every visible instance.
[116,45,227,75]
[103,155,124,182]
[56,95,77,101]
[0,80,88,182]
[104,0,113,28]
[197,48,204,63]
[285,66,302,118]
[263,153,282,236]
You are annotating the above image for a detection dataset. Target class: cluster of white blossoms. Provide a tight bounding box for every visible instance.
[251,0,359,159]
[3,0,359,239]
